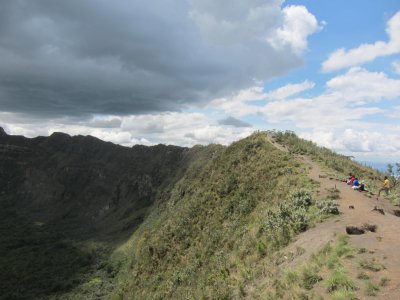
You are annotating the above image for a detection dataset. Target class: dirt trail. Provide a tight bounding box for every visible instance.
[284,156,400,299]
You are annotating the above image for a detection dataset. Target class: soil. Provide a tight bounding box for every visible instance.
[282,156,400,299]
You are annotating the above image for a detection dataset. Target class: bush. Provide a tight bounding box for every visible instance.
[317,199,340,215]
[261,190,313,248]
[289,190,312,208]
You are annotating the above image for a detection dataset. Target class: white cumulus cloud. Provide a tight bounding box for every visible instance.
[326,67,400,103]
[264,80,315,100]
[268,5,322,54]
[322,11,400,72]
[393,60,400,74]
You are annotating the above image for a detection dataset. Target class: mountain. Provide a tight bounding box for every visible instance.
[0,128,387,299]
[0,128,195,299]
[0,128,190,238]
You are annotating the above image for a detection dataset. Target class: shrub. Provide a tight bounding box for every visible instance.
[261,190,314,248]
[289,190,313,208]
[317,199,339,215]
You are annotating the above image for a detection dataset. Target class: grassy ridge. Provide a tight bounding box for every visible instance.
[1,130,386,299]
[271,131,383,192]
[112,133,321,299]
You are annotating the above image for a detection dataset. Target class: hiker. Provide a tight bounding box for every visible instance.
[377,176,391,199]
[355,180,366,192]
[347,174,355,185]
[344,173,352,183]
[358,180,366,191]
[352,178,360,190]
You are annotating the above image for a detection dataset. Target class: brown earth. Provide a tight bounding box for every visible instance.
[282,156,400,299]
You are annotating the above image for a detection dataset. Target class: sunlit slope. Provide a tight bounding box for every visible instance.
[113,132,317,299]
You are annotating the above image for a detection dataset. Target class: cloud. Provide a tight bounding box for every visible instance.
[301,129,400,160]
[387,106,400,118]
[1,111,255,147]
[261,68,400,128]
[326,67,400,103]
[210,66,400,125]
[218,116,252,127]
[322,11,400,72]
[393,60,400,74]
[87,117,122,128]
[268,5,322,54]
[209,80,315,117]
[264,80,315,100]
[260,96,381,129]
[209,86,264,117]
[207,67,400,159]
[0,0,319,119]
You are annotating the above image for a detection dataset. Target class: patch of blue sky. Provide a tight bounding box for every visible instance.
[362,55,400,74]
[284,0,399,66]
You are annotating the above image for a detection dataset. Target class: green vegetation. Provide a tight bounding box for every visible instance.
[112,133,323,299]
[324,267,357,293]
[271,131,382,192]
[359,258,386,272]
[1,130,390,299]
[301,264,322,290]
[331,289,357,300]
[255,235,357,299]
[357,272,370,280]
[364,280,380,296]
[0,212,115,300]
[111,132,384,299]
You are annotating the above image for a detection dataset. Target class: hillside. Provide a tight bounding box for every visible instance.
[1,128,399,299]
[0,128,193,299]
[110,132,400,300]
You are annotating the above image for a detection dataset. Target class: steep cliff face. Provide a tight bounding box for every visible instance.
[0,127,188,238]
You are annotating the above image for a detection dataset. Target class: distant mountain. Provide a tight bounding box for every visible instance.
[0,127,189,238]
[0,127,194,299]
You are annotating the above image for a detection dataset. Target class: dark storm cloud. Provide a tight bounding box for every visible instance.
[87,118,122,128]
[218,116,252,128]
[0,0,302,118]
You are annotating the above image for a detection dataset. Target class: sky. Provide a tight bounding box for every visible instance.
[0,0,399,162]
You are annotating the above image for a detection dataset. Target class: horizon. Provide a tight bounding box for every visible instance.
[0,1,399,162]
[1,125,397,170]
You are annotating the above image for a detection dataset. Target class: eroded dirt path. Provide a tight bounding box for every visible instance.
[284,156,400,299]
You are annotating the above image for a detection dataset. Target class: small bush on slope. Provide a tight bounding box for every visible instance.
[112,132,319,299]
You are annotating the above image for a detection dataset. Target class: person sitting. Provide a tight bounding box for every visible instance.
[344,173,352,183]
[347,174,355,185]
[356,180,366,192]
[352,178,360,189]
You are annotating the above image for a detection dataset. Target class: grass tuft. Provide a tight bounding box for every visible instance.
[364,280,380,296]
[324,267,357,293]
[301,265,322,290]
[331,289,357,300]
[357,272,370,280]
[359,258,386,272]
[379,277,390,287]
